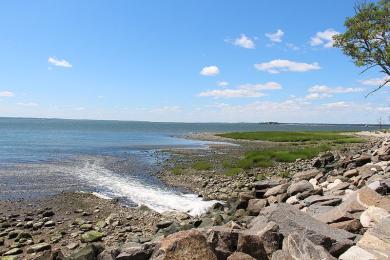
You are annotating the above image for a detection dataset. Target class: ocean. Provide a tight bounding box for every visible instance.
[0,117,383,215]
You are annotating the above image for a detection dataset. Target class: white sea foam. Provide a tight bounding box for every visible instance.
[74,159,218,216]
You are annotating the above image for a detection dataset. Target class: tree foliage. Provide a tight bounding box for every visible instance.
[333,0,390,95]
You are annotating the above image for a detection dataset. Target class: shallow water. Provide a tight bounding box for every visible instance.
[0,117,384,215]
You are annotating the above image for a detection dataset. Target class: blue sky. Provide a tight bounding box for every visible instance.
[0,0,389,123]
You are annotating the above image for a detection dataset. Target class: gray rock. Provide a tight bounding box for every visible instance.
[26,242,51,253]
[246,199,267,216]
[293,169,320,181]
[338,246,377,260]
[264,184,289,197]
[287,180,313,196]
[66,244,105,260]
[227,252,256,260]
[279,233,336,260]
[116,242,155,260]
[206,226,240,260]
[237,221,282,259]
[303,195,342,207]
[258,203,355,256]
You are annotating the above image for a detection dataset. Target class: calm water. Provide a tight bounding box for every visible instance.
[0,117,383,215]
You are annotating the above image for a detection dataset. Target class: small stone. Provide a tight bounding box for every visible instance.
[80,230,104,243]
[26,242,51,253]
[3,248,23,256]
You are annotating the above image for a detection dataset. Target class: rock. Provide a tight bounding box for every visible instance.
[1,256,20,260]
[33,222,44,230]
[246,199,267,216]
[355,217,390,258]
[16,232,32,240]
[151,229,217,260]
[254,180,279,198]
[7,230,22,239]
[277,233,336,260]
[116,242,155,260]
[80,224,93,231]
[264,184,289,197]
[286,180,313,196]
[329,219,362,233]
[156,220,173,229]
[42,210,54,217]
[360,206,390,228]
[66,244,104,260]
[338,246,377,260]
[293,169,320,181]
[67,242,79,250]
[315,187,390,224]
[259,203,355,256]
[80,231,104,243]
[206,226,240,259]
[303,195,342,207]
[227,252,256,260]
[343,169,358,178]
[313,152,335,168]
[44,220,55,227]
[26,242,51,253]
[237,221,282,259]
[3,248,23,256]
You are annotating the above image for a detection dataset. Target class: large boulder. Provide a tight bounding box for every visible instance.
[237,221,282,259]
[206,226,241,259]
[258,204,355,256]
[66,244,104,260]
[275,233,336,260]
[151,229,217,260]
[356,217,390,259]
[246,199,267,216]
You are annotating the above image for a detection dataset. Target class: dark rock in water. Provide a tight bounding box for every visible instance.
[276,233,336,260]
[258,204,355,257]
[151,229,217,260]
[237,221,282,259]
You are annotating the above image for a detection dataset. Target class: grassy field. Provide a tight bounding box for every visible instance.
[217,131,364,143]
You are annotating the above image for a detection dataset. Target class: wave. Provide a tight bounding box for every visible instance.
[73,158,218,216]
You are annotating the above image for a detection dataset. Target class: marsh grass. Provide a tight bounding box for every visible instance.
[192,161,213,171]
[217,131,364,143]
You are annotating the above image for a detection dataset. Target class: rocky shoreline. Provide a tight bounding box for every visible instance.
[1,133,390,259]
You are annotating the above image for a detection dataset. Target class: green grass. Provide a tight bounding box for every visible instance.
[217,131,364,143]
[224,144,331,170]
[192,161,213,171]
[171,166,184,175]
[224,167,243,176]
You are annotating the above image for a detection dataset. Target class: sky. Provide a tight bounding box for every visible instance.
[0,0,389,124]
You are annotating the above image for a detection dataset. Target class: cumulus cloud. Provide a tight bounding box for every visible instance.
[217,81,229,87]
[305,85,364,100]
[0,91,15,97]
[199,82,281,98]
[310,29,339,48]
[254,59,320,74]
[233,34,255,49]
[200,65,220,76]
[48,57,72,68]
[359,76,390,86]
[265,29,284,43]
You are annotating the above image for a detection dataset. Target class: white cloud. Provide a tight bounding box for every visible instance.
[200,65,220,76]
[233,34,255,49]
[305,85,364,100]
[17,102,38,107]
[323,101,350,109]
[48,57,72,68]
[150,106,181,113]
[254,59,320,74]
[359,76,390,86]
[0,91,15,97]
[199,82,281,98]
[217,81,229,87]
[286,43,300,51]
[265,29,284,43]
[310,29,339,48]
